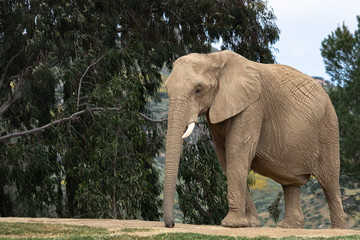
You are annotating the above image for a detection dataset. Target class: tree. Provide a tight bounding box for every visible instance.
[321,15,360,214]
[0,0,279,220]
[0,0,169,219]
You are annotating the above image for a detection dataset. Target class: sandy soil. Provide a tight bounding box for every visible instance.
[1,217,360,238]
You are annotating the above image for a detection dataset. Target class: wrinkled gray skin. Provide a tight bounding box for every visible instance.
[163,50,347,229]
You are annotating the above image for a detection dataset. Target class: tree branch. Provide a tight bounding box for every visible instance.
[0,107,122,142]
[76,52,109,110]
[139,112,167,123]
[0,108,166,142]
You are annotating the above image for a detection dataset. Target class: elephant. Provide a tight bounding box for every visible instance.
[163,50,347,229]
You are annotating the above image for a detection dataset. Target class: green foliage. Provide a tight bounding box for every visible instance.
[0,0,279,220]
[57,52,164,219]
[0,0,166,219]
[1,137,60,217]
[216,0,280,62]
[321,15,360,214]
[267,191,283,224]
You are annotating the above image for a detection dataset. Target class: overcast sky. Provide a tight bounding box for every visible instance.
[267,0,360,80]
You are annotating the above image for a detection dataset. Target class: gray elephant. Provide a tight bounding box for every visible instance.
[163,50,347,229]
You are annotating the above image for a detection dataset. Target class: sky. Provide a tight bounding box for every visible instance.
[267,0,360,80]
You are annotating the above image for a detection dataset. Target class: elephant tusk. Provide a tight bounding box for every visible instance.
[182,122,195,139]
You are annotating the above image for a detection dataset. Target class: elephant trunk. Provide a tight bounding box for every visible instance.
[163,99,189,228]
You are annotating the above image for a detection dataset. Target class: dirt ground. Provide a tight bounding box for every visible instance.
[1,217,360,238]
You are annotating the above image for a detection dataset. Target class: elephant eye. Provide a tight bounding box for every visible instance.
[195,88,201,94]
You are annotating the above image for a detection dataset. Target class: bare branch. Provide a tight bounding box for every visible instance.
[139,112,167,123]
[0,107,122,142]
[76,51,109,110]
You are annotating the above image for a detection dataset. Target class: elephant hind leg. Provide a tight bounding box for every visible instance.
[314,146,346,228]
[277,185,304,229]
[315,176,347,228]
[314,107,347,229]
[316,175,347,228]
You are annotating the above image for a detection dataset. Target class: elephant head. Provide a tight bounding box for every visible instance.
[163,50,261,228]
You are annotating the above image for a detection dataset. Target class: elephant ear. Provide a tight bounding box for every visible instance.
[209,51,262,124]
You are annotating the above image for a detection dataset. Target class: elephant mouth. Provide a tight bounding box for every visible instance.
[182,122,196,138]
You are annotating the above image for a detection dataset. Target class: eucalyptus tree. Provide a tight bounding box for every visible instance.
[0,0,279,220]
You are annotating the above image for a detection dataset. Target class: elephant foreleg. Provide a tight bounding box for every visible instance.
[214,138,259,227]
[221,155,249,228]
[211,127,259,227]
[221,103,263,228]
[214,140,227,174]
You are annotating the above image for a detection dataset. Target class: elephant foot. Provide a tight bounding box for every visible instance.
[330,215,347,229]
[247,214,260,227]
[277,215,304,229]
[331,221,347,229]
[221,211,248,228]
